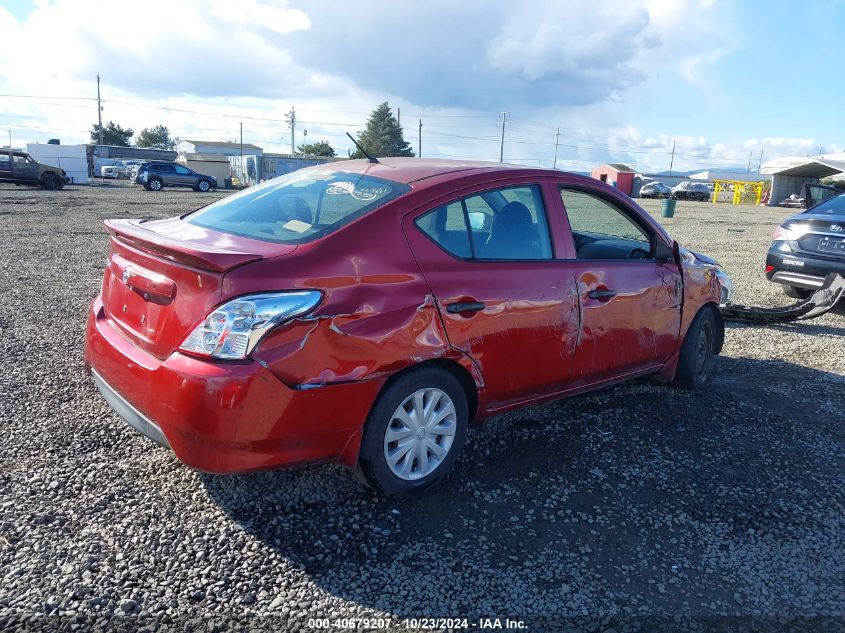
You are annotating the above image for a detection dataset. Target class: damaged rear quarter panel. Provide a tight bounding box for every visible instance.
[221,205,456,389]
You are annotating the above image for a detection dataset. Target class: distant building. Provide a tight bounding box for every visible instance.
[176,153,231,187]
[177,140,263,157]
[590,163,636,195]
[762,156,845,206]
[228,152,344,187]
[689,170,763,182]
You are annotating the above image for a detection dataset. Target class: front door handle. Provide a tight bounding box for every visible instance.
[446,301,485,314]
[587,289,618,300]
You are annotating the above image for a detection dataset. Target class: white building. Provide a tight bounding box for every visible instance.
[689,170,764,182]
[177,140,263,157]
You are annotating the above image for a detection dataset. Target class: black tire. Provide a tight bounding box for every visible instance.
[196,179,211,192]
[356,367,468,496]
[148,178,163,191]
[783,285,811,300]
[41,173,59,190]
[673,308,719,390]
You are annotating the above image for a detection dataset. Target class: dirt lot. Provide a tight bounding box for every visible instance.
[1,184,843,631]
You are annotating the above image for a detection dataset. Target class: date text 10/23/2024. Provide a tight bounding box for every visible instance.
[306,617,528,630]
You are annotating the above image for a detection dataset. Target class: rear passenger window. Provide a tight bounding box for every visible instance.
[416,201,471,258]
[415,185,552,260]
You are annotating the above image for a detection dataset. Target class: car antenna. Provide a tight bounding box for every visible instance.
[346,132,378,164]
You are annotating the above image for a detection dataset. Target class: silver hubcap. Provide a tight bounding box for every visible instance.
[383,388,457,481]
[199,181,208,191]
[151,180,161,190]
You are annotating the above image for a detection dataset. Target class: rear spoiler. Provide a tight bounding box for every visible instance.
[720,273,845,324]
[104,219,263,273]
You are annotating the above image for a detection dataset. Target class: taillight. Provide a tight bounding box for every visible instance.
[773,224,809,240]
[179,291,321,360]
[765,265,774,273]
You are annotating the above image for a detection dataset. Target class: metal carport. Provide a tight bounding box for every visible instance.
[762,156,845,206]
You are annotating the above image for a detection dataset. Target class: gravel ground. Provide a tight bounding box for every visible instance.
[1,184,843,632]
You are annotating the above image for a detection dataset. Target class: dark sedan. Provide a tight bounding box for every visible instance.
[766,193,845,298]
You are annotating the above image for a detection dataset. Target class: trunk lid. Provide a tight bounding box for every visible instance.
[101,218,297,359]
[788,213,845,258]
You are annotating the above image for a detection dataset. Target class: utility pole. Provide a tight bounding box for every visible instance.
[285,106,296,155]
[397,107,400,127]
[96,73,103,145]
[553,127,560,170]
[499,112,508,163]
[418,119,422,158]
[239,121,243,163]
[668,139,675,177]
[747,151,753,173]
[757,149,764,172]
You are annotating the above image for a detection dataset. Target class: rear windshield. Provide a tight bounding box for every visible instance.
[187,170,410,243]
[806,193,845,216]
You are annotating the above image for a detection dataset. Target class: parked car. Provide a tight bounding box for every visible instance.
[100,161,127,179]
[85,159,730,495]
[120,160,143,179]
[671,181,710,201]
[135,161,217,192]
[0,151,70,189]
[639,181,671,198]
[766,192,845,298]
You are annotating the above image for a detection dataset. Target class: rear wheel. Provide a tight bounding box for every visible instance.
[357,367,468,496]
[783,285,811,300]
[673,308,719,390]
[148,178,163,191]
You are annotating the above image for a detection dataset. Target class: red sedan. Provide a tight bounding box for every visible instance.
[85,159,730,495]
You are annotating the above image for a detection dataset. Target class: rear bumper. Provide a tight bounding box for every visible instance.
[84,297,382,473]
[90,369,170,448]
[766,246,845,289]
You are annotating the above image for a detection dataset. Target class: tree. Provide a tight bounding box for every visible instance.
[820,178,845,192]
[350,102,413,159]
[297,140,336,157]
[90,121,134,146]
[136,125,178,150]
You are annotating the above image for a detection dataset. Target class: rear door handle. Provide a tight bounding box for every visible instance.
[446,301,485,314]
[587,289,618,299]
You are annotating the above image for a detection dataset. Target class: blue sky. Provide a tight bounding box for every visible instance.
[1,0,842,172]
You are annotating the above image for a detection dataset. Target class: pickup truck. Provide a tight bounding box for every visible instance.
[0,151,71,189]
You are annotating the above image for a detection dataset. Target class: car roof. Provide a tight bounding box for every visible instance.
[307,157,565,186]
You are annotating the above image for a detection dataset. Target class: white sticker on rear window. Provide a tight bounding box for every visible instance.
[326,181,388,201]
[283,219,312,233]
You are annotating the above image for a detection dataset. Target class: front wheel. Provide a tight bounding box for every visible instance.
[148,178,163,191]
[41,173,59,190]
[673,308,719,390]
[357,367,468,496]
[196,179,211,192]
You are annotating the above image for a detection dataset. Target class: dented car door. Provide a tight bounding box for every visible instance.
[558,186,683,386]
[404,181,580,410]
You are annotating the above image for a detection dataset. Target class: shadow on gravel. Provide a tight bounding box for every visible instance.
[200,356,845,621]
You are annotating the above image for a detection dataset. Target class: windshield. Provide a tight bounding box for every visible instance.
[187,170,410,244]
[805,193,845,216]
